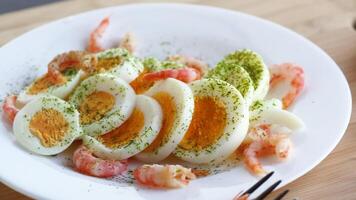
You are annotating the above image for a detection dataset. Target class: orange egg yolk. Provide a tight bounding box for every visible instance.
[143,92,176,152]
[94,57,121,73]
[179,96,227,150]
[29,108,69,147]
[97,108,145,148]
[79,91,115,125]
[28,73,65,95]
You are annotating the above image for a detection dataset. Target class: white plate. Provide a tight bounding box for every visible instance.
[0,4,351,200]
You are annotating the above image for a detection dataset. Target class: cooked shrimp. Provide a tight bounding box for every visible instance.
[118,32,136,54]
[133,164,196,188]
[243,134,292,175]
[2,95,19,123]
[73,145,128,178]
[268,63,304,109]
[168,55,208,76]
[243,140,272,175]
[87,17,110,53]
[246,124,271,142]
[274,136,292,159]
[143,67,201,83]
[47,51,97,84]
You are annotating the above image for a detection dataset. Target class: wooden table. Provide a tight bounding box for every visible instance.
[0,0,355,199]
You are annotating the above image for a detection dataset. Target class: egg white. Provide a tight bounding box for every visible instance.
[250,101,305,131]
[224,49,270,102]
[207,61,255,105]
[13,95,81,155]
[174,78,249,164]
[136,78,194,162]
[68,73,135,136]
[96,48,144,82]
[83,95,163,160]
[17,70,85,106]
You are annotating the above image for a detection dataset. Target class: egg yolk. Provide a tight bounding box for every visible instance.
[79,91,115,125]
[28,73,64,95]
[29,108,69,147]
[94,57,121,73]
[97,108,144,148]
[143,92,176,152]
[179,96,227,151]
[130,72,154,94]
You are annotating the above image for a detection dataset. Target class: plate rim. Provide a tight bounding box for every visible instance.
[0,3,352,199]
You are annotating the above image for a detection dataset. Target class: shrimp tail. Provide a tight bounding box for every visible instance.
[243,141,267,176]
[2,95,19,123]
[87,17,110,53]
[282,67,304,108]
[119,32,136,53]
[268,63,305,109]
[274,137,292,159]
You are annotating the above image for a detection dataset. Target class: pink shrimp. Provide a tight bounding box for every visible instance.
[73,145,128,178]
[168,55,208,76]
[133,164,196,189]
[246,124,272,142]
[143,67,201,83]
[243,133,292,175]
[87,17,110,53]
[268,63,305,109]
[47,51,97,84]
[2,95,19,123]
[118,32,136,53]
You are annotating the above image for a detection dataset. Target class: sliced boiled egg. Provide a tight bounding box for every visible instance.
[174,78,249,164]
[68,73,135,136]
[207,60,255,104]
[135,78,194,162]
[13,95,81,155]
[82,95,163,160]
[95,48,144,82]
[17,69,84,106]
[250,98,282,114]
[250,99,304,131]
[224,49,270,101]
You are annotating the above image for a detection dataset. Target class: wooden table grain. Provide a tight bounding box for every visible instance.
[0,0,355,199]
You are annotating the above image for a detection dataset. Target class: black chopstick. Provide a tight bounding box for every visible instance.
[242,171,275,196]
[273,189,289,200]
[253,180,282,200]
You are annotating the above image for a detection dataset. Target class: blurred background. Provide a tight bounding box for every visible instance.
[0,0,61,14]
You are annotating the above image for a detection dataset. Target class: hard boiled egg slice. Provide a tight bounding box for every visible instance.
[135,78,194,162]
[94,48,144,82]
[207,60,255,104]
[68,73,135,136]
[224,49,270,101]
[250,99,304,131]
[17,69,84,106]
[82,95,163,160]
[13,95,81,155]
[174,78,249,164]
